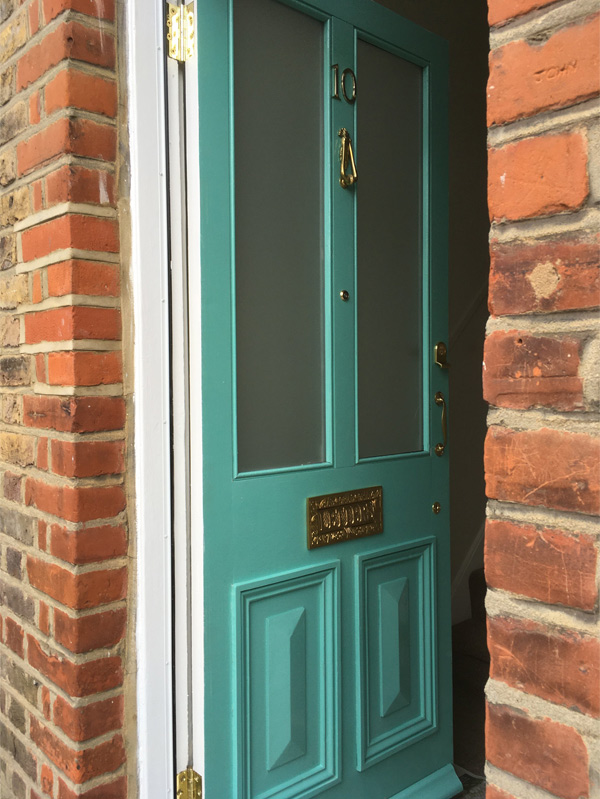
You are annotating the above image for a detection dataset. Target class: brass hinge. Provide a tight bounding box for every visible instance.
[176,768,202,799]
[167,3,195,62]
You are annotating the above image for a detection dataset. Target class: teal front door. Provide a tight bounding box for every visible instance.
[198,1,459,797]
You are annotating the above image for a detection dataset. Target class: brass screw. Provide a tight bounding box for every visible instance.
[340,290,350,301]
[432,502,441,514]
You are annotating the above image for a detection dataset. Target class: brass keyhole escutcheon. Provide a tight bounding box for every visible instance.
[340,290,350,301]
[432,502,441,514]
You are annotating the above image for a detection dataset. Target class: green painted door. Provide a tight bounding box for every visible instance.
[198,1,458,798]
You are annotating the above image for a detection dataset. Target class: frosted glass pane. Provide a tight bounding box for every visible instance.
[357,39,423,458]
[234,0,325,473]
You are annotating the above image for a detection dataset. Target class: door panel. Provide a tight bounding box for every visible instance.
[356,541,435,771]
[198,0,458,797]
[236,564,339,799]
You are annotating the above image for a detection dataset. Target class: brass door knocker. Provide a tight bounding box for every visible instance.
[338,128,358,189]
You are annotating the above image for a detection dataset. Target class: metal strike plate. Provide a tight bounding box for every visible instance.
[307,486,383,549]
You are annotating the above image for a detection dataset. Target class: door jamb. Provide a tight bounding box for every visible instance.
[128,2,176,795]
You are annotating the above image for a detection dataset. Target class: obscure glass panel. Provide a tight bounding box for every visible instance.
[357,39,423,458]
[234,0,325,473]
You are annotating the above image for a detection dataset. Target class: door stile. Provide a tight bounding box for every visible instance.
[330,18,357,470]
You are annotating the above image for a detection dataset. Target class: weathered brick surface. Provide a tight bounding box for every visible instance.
[486,704,590,799]
[0,0,127,791]
[485,519,598,609]
[485,427,600,514]
[488,132,589,222]
[486,1,600,794]
[488,15,600,126]
[489,236,600,315]
[483,330,583,409]
[488,615,600,715]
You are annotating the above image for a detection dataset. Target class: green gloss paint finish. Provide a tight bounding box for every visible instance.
[197,0,458,797]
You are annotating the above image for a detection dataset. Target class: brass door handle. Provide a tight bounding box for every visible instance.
[434,391,447,456]
[338,128,358,188]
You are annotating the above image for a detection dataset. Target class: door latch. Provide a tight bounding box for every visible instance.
[434,341,449,369]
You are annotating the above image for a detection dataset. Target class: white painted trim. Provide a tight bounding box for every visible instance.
[129,2,174,797]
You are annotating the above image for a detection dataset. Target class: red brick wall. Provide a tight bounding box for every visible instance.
[0,0,128,796]
[484,2,599,798]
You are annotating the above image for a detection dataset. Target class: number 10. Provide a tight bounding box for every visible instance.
[331,64,357,104]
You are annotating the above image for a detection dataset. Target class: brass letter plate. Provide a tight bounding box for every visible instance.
[307,486,383,549]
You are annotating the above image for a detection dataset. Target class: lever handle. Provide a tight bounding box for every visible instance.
[434,391,447,457]
[338,128,358,189]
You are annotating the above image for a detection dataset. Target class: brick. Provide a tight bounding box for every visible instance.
[43,0,115,23]
[54,607,126,652]
[488,15,600,126]
[23,395,125,432]
[29,0,40,35]
[6,547,22,578]
[32,180,43,212]
[485,427,600,514]
[489,615,600,716]
[0,579,35,622]
[488,133,588,222]
[490,0,572,26]
[39,602,49,635]
[57,777,126,799]
[36,352,47,382]
[7,694,25,733]
[0,186,30,227]
[25,478,126,522]
[5,617,24,658]
[21,214,119,262]
[41,764,53,797]
[46,167,116,207]
[45,68,117,117]
[51,439,124,477]
[0,316,19,347]
[4,470,22,501]
[0,506,35,545]
[17,117,117,175]
[0,431,35,467]
[37,437,49,470]
[25,307,121,344]
[0,0,15,26]
[16,21,115,90]
[1,651,39,704]
[0,232,17,269]
[53,694,123,741]
[32,271,43,303]
[0,150,16,186]
[0,355,30,386]
[0,66,13,107]
[38,520,48,551]
[12,771,25,799]
[27,557,127,608]
[489,236,600,316]
[0,274,28,309]
[0,101,26,146]
[42,686,51,719]
[0,720,37,779]
[30,718,125,784]
[29,90,41,125]
[485,519,597,609]
[1,393,22,425]
[486,703,589,799]
[0,13,27,65]
[47,351,122,386]
[27,636,123,696]
[483,330,583,411]
[50,524,126,565]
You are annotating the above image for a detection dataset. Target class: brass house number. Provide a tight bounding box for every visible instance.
[331,64,357,103]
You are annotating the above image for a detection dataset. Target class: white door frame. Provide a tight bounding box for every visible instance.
[128,1,204,795]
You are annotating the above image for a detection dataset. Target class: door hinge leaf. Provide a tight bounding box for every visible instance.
[167,2,195,62]
[176,768,202,799]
